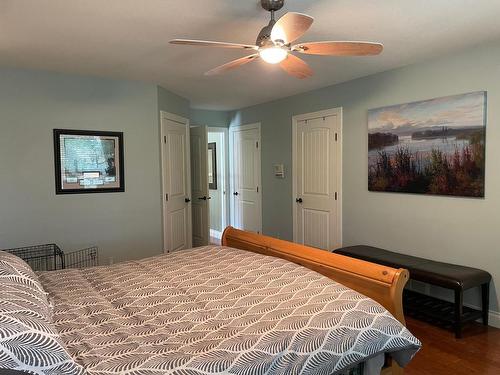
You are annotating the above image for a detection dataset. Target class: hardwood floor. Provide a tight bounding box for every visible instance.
[405,317,500,374]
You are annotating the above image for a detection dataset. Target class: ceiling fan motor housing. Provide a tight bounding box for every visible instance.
[256,20,276,47]
[261,0,285,12]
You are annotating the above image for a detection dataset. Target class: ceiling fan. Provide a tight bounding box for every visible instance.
[170,0,383,79]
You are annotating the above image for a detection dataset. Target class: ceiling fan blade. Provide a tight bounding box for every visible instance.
[170,39,258,50]
[205,54,260,76]
[279,54,313,79]
[293,41,383,56]
[271,12,314,44]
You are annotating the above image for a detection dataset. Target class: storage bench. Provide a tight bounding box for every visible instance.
[334,245,492,338]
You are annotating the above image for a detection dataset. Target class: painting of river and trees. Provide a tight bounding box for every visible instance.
[368,92,486,197]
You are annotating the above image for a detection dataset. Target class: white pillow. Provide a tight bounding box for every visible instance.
[0,251,85,374]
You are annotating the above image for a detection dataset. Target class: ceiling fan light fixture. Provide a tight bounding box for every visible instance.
[259,46,288,64]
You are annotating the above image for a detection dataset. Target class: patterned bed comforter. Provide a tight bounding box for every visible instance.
[38,246,421,375]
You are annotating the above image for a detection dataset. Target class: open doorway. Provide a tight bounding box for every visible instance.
[208,127,229,242]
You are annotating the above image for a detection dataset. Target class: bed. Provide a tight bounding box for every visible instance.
[0,227,420,375]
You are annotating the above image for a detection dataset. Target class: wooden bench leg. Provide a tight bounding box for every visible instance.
[481,283,490,326]
[454,289,463,339]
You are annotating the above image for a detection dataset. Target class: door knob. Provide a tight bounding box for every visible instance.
[233,192,239,196]
[198,196,208,200]
[185,198,191,203]
[296,198,303,203]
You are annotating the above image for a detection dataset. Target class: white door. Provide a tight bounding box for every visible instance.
[293,109,342,251]
[230,124,262,233]
[190,125,210,246]
[161,112,192,252]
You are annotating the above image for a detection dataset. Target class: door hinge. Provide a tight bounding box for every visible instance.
[257,186,259,193]
[165,193,169,201]
[335,192,338,200]
[164,135,167,144]
[335,133,338,142]
[256,141,259,148]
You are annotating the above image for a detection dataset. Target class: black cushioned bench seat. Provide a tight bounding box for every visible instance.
[335,245,492,338]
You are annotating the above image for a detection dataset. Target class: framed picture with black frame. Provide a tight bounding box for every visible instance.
[53,129,125,194]
[208,142,217,190]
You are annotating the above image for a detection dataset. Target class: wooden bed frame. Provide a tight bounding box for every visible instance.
[222,226,409,375]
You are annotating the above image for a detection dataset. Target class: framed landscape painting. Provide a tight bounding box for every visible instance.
[368,91,486,197]
[54,129,124,194]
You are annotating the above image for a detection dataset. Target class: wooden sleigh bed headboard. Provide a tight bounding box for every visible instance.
[222,226,409,325]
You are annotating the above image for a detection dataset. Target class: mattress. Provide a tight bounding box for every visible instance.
[38,245,421,374]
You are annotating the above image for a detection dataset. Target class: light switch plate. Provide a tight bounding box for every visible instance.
[273,164,284,178]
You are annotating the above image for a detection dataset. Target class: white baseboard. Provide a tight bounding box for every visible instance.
[484,309,500,329]
[462,302,500,329]
[210,229,222,239]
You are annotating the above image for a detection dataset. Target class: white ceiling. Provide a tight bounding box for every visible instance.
[1,1,500,110]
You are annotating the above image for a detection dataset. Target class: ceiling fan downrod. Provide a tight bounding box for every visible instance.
[257,0,285,47]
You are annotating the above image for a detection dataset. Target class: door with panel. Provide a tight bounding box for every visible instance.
[162,114,192,252]
[230,124,262,234]
[294,111,341,251]
[190,125,210,246]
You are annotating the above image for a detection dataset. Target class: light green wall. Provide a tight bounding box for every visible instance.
[158,86,190,118]
[190,108,229,127]
[228,41,500,313]
[0,68,189,264]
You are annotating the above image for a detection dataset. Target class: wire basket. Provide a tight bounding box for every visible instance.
[4,244,65,271]
[3,244,99,271]
[64,246,99,269]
